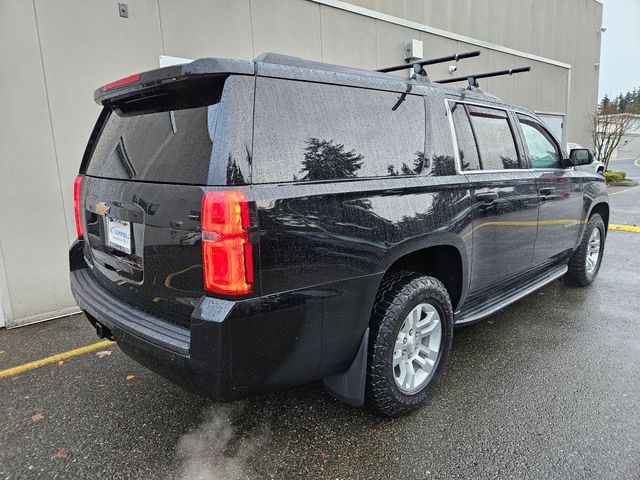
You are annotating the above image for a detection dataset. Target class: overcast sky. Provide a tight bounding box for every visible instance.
[598,0,640,100]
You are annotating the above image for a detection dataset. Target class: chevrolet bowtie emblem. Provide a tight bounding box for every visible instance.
[96,202,110,216]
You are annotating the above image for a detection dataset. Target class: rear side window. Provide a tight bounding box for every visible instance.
[466,105,520,170]
[517,114,561,169]
[253,78,426,182]
[450,103,480,171]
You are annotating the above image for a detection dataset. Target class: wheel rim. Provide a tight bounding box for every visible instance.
[393,303,442,395]
[585,227,601,275]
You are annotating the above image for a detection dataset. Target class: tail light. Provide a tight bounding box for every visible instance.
[73,175,84,238]
[201,190,254,295]
[101,73,141,91]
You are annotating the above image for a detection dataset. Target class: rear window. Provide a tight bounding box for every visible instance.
[85,79,226,185]
[86,107,216,184]
[253,78,426,183]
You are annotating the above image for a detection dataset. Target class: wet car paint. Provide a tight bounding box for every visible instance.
[70,55,609,402]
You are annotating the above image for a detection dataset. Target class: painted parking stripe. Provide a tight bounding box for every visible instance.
[609,224,640,233]
[0,340,114,379]
[609,185,640,196]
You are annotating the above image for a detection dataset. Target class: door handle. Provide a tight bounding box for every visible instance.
[476,192,499,203]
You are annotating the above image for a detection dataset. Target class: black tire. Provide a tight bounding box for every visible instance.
[565,213,606,287]
[366,271,454,417]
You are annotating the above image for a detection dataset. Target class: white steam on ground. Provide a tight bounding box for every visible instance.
[176,403,267,480]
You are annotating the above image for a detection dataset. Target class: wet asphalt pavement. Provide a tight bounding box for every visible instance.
[1,186,639,480]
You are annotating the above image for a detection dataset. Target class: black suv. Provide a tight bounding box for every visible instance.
[70,53,608,417]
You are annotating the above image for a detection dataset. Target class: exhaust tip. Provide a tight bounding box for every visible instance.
[95,322,114,341]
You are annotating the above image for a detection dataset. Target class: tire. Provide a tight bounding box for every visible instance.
[366,271,454,417]
[565,213,606,287]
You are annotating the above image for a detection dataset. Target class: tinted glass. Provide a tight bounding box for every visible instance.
[518,115,561,169]
[253,78,426,183]
[86,104,218,185]
[467,105,520,170]
[450,103,480,171]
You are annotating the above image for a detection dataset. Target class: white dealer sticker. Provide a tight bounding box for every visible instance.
[107,217,132,254]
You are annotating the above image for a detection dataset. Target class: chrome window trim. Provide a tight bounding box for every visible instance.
[445,98,530,175]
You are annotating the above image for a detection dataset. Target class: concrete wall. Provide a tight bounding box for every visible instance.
[348,0,603,143]
[0,0,602,327]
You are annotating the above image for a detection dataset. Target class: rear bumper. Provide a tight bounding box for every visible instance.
[70,265,382,401]
[71,267,230,399]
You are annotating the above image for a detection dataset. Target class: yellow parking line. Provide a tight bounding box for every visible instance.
[610,224,640,233]
[0,340,114,379]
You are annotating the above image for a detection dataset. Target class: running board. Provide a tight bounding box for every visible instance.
[455,264,568,326]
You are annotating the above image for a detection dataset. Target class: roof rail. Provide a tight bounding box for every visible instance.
[435,66,531,88]
[376,50,481,80]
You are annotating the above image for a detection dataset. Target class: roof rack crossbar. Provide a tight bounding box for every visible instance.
[435,66,531,85]
[376,50,481,74]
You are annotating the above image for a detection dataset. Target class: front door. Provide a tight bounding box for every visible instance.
[516,113,584,266]
[449,101,539,295]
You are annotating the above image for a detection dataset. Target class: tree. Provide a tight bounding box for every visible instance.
[298,138,363,181]
[591,104,636,170]
[387,151,425,176]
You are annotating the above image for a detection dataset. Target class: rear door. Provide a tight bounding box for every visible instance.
[448,100,539,295]
[515,113,584,266]
[79,75,254,328]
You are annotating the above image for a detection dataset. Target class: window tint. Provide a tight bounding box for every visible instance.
[518,115,561,169]
[87,105,217,184]
[253,78,426,182]
[467,105,520,170]
[450,103,480,171]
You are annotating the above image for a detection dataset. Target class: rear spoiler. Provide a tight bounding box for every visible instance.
[94,58,254,106]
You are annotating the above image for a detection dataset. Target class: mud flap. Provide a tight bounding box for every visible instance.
[322,328,369,407]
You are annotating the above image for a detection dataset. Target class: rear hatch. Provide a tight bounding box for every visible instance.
[78,64,254,328]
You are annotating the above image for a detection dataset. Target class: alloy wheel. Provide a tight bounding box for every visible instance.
[393,303,442,394]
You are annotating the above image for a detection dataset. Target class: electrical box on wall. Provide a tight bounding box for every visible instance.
[404,39,423,62]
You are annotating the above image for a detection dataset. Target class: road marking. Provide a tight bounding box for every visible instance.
[610,224,640,233]
[635,156,640,168]
[0,340,114,379]
[608,185,640,196]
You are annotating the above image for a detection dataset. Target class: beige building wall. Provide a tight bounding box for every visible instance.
[0,0,602,327]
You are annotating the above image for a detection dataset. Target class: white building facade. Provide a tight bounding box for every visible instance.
[0,0,603,327]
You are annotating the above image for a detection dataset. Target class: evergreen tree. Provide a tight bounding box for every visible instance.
[599,94,611,113]
[298,138,363,181]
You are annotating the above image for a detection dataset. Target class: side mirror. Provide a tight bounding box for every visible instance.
[569,148,593,166]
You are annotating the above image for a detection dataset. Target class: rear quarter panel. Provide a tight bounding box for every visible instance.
[574,170,609,243]
[253,174,473,374]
